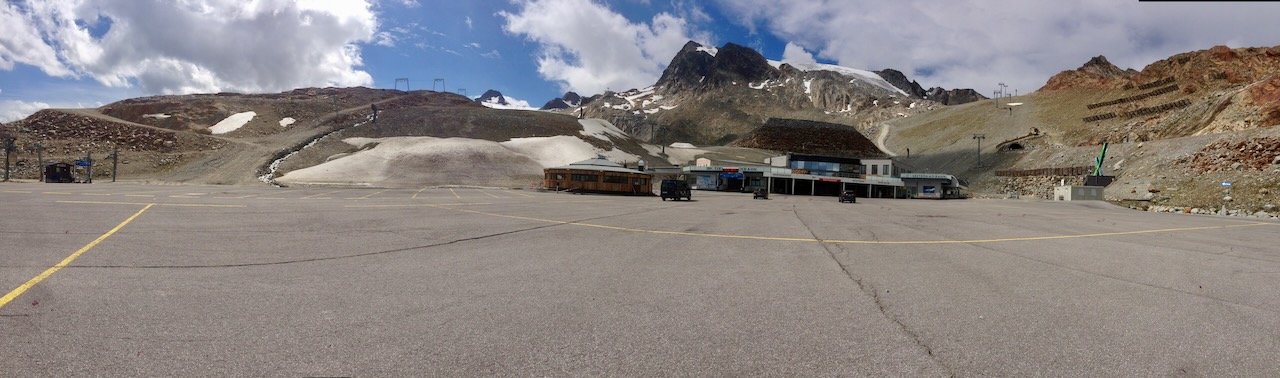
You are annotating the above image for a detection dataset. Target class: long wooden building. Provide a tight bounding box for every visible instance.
[544,157,653,195]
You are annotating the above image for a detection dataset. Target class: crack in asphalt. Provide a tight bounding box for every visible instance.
[790,203,955,377]
[46,204,678,269]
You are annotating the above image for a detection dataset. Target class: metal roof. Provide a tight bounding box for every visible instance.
[548,157,649,175]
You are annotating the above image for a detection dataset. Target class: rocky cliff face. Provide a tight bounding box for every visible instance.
[1041,55,1140,91]
[654,41,717,92]
[1043,45,1280,140]
[540,91,583,110]
[475,89,508,105]
[924,88,987,105]
[875,69,927,98]
[706,42,780,86]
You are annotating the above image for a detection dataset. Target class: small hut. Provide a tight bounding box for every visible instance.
[544,156,653,195]
[45,162,75,183]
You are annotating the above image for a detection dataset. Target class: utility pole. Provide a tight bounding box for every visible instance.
[33,143,44,182]
[86,151,93,184]
[395,78,410,91]
[2,137,13,182]
[972,134,986,168]
[111,146,119,182]
[457,88,467,97]
[996,82,1007,109]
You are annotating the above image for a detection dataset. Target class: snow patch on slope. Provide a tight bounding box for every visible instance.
[279,117,296,127]
[768,60,908,97]
[478,96,539,111]
[502,135,619,168]
[578,118,629,141]
[209,111,256,134]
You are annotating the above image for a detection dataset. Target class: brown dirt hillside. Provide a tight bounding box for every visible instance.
[732,118,886,158]
[1,88,685,188]
[885,44,1280,214]
[0,88,425,185]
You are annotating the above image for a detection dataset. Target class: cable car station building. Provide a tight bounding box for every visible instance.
[681,153,910,198]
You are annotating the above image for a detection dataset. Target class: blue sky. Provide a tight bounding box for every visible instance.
[4,0,1280,121]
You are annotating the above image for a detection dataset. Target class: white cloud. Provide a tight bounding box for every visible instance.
[481,50,502,60]
[465,16,473,30]
[401,0,420,8]
[500,0,708,95]
[713,0,1280,93]
[0,99,52,123]
[374,31,397,47]
[0,2,73,77]
[1,0,376,95]
[781,42,816,66]
[466,42,481,49]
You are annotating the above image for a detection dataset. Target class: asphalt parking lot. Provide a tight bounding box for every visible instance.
[2,183,1279,376]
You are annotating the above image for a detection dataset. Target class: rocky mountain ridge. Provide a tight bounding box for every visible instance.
[537,41,985,149]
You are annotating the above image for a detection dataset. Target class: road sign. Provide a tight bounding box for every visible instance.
[1221,181,1232,187]
[75,160,91,167]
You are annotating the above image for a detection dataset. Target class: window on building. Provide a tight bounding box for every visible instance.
[871,165,878,175]
[602,175,627,184]
[633,178,647,185]
[883,165,890,176]
[571,174,598,182]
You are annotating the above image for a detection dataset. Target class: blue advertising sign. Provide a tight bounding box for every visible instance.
[923,186,937,194]
[75,160,91,166]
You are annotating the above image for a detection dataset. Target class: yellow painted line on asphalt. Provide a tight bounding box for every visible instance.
[0,204,153,311]
[107,190,168,195]
[545,199,612,204]
[449,188,461,198]
[347,190,385,200]
[346,202,492,208]
[480,191,502,198]
[412,187,430,199]
[232,189,299,199]
[302,189,350,199]
[168,195,200,198]
[125,194,155,197]
[57,200,246,208]
[3,190,33,193]
[43,192,72,195]
[507,190,536,198]
[82,193,111,196]
[431,205,1278,245]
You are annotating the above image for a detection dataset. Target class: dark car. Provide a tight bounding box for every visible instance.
[839,190,857,203]
[752,187,769,199]
[660,179,692,201]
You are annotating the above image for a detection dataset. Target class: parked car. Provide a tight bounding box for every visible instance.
[839,190,857,203]
[660,179,692,201]
[752,188,769,199]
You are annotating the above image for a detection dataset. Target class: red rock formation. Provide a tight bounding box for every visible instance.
[1041,56,1136,91]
